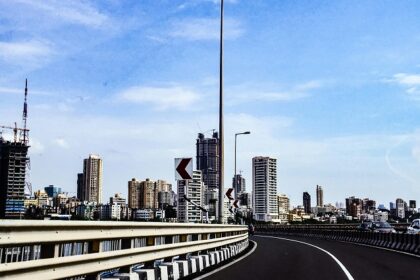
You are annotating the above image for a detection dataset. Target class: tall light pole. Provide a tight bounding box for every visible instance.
[218,0,224,224]
[234,131,250,198]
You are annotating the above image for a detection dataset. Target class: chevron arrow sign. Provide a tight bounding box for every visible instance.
[175,158,193,180]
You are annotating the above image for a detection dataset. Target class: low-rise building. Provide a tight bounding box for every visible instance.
[135,209,153,221]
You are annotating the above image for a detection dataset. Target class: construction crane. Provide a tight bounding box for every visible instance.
[0,79,32,197]
[0,123,29,143]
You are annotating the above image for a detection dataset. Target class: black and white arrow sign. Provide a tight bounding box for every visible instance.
[175,158,193,180]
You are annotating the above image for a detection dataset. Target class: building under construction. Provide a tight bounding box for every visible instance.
[0,80,30,219]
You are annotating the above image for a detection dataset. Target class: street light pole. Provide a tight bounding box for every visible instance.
[218,0,224,224]
[234,132,250,198]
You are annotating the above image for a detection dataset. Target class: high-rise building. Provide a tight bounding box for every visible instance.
[0,139,29,218]
[158,191,172,208]
[362,198,376,213]
[81,154,103,204]
[154,180,172,209]
[409,200,417,210]
[389,202,396,210]
[177,170,204,223]
[252,156,278,222]
[346,196,362,218]
[316,185,323,207]
[232,174,246,198]
[277,194,290,224]
[77,173,83,201]
[196,132,219,191]
[128,178,172,210]
[240,192,252,208]
[139,178,155,209]
[44,185,62,198]
[128,178,141,209]
[278,194,290,213]
[303,192,311,214]
[396,198,405,219]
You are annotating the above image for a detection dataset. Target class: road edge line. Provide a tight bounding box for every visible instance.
[193,240,258,280]
[256,235,354,280]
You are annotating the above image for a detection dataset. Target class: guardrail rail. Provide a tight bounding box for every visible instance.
[0,220,249,280]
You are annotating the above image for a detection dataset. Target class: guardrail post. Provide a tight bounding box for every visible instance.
[40,243,55,259]
[400,233,408,252]
[414,234,420,255]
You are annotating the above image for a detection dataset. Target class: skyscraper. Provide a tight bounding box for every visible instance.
[316,185,323,207]
[177,170,204,223]
[128,178,141,209]
[232,174,245,197]
[196,132,219,191]
[303,192,311,213]
[252,156,278,222]
[0,139,29,218]
[82,154,103,204]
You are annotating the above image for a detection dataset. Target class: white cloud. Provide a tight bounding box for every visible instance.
[14,0,109,28]
[177,0,238,11]
[0,40,53,67]
[0,86,52,96]
[53,138,70,149]
[252,91,309,102]
[294,80,323,91]
[118,86,201,110]
[170,18,244,41]
[389,73,420,100]
[227,80,322,104]
[0,87,22,95]
[29,138,45,155]
[392,73,420,86]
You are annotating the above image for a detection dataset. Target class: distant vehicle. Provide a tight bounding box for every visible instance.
[248,224,255,236]
[407,219,420,234]
[358,221,396,233]
[45,214,72,220]
[371,222,396,233]
[357,221,373,231]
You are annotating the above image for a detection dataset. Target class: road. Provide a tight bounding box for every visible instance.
[204,235,420,280]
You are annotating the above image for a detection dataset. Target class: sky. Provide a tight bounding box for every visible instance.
[1,0,420,208]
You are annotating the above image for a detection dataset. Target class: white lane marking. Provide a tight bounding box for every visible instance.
[194,240,258,280]
[257,235,354,280]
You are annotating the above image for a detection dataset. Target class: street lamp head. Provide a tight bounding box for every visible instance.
[236,131,251,136]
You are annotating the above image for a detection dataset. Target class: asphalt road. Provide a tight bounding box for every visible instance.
[204,235,420,280]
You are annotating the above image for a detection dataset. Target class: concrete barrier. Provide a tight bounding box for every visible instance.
[256,225,420,256]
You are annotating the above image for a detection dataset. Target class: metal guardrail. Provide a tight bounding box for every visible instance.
[256,223,410,232]
[0,220,248,279]
[257,225,420,256]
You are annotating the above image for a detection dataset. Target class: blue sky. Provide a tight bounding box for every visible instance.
[1,0,420,207]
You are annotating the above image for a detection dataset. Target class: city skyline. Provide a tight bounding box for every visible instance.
[2,1,420,207]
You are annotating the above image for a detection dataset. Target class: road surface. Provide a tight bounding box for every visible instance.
[204,235,420,280]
